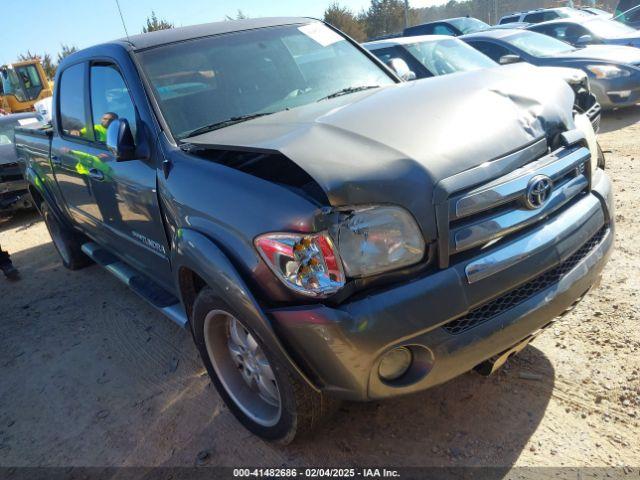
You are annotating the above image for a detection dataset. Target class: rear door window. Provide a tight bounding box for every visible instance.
[405,24,435,36]
[500,15,521,24]
[58,63,90,140]
[524,11,558,23]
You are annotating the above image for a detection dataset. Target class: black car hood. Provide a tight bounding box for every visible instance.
[188,68,574,239]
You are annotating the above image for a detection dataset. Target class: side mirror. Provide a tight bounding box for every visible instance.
[499,54,521,65]
[386,58,417,81]
[576,34,594,45]
[106,118,136,161]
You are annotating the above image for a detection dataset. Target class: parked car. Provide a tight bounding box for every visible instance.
[0,112,40,213]
[403,17,489,37]
[16,17,614,443]
[363,35,601,129]
[463,28,640,108]
[498,7,591,25]
[527,17,640,48]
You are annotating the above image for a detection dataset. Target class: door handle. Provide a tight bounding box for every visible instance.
[89,168,105,181]
[51,155,61,166]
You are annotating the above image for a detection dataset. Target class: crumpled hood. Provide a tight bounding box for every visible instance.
[188,68,574,239]
[553,44,640,64]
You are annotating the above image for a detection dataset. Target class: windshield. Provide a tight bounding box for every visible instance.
[405,38,496,74]
[137,23,395,139]
[585,18,637,37]
[448,17,490,34]
[506,31,576,56]
[0,68,27,102]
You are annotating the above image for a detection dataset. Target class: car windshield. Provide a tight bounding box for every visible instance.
[448,17,490,33]
[404,38,497,74]
[137,23,395,139]
[585,18,637,37]
[506,31,577,56]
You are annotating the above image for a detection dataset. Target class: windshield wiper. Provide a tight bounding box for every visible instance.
[317,85,380,102]
[181,112,275,139]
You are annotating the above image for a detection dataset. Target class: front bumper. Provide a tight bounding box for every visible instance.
[590,73,640,109]
[270,171,614,400]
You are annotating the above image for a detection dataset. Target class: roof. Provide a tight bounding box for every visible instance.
[406,17,468,28]
[461,28,523,40]
[526,16,597,28]
[364,35,452,49]
[500,7,571,18]
[118,17,314,51]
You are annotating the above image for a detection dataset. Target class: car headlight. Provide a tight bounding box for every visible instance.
[328,205,425,278]
[573,113,598,178]
[585,64,631,79]
[255,232,346,297]
[255,206,426,296]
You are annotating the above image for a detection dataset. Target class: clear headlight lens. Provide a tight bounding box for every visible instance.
[573,113,598,178]
[585,64,631,79]
[255,232,345,297]
[329,206,425,278]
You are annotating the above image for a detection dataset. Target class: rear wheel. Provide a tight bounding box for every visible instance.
[41,201,92,270]
[192,287,337,443]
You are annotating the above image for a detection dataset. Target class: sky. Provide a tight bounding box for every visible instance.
[0,0,447,65]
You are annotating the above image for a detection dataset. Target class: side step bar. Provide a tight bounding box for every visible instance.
[81,242,188,329]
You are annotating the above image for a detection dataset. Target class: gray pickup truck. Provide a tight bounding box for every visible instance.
[15,17,614,443]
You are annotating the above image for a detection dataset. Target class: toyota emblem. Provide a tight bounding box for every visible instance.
[524,175,553,209]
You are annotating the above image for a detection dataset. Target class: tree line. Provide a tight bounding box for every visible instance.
[14,0,618,79]
[323,0,616,41]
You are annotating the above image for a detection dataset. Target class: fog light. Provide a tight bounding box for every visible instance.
[378,347,412,381]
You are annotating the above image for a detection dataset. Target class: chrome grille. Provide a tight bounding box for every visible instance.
[446,143,591,265]
[443,226,607,335]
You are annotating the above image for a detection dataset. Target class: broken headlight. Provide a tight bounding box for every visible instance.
[329,205,426,278]
[255,206,426,297]
[573,113,599,178]
[255,232,346,297]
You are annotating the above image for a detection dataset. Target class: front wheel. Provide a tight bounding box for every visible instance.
[191,287,337,443]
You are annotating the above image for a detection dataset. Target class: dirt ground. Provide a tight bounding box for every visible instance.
[1,108,639,469]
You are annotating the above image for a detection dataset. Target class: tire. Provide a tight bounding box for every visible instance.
[597,142,606,170]
[41,201,92,270]
[191,287,337,443]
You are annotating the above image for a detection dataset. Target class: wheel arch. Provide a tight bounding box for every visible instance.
[172,227,320,393]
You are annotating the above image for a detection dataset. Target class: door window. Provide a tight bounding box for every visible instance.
[89,64,137,144]
[467,41,512,62]
[58,63,90,140]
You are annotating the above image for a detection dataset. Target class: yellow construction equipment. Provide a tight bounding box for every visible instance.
[0,59,53,114]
